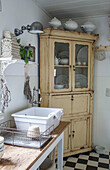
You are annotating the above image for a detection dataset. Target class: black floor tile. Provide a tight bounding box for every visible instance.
[89,156,99,162]
[77,158,88,164]
[80,151,90,155]
[65,161,76,168]
[99,154,109,159]
[86,165,97,170]
[98,162,109,169]
[72,154,80,158]
[63,156,68,161]
[63,151,110,170]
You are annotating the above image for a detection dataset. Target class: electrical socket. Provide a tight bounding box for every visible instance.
[106,88,110,97]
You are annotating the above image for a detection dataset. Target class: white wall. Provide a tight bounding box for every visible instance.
[0,0,51,121]
[62,15,110,151]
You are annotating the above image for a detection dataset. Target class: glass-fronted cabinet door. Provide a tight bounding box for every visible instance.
[51,39,72,92]
[72,42,90,91]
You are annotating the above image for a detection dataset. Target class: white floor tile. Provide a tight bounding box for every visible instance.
[79,154,89,160]
[63,161,66,166]
[89,152,99,157]
[67,157,78,163]
[75,163,86,170]
[63,166,74,170]
[87,160,98,167]
[98,168,109,170]
[63,152,110,170]
[99,157,109,164]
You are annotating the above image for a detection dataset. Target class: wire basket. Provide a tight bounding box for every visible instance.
[0,120,53,149]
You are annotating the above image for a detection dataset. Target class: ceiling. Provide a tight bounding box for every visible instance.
[35,0,110,19]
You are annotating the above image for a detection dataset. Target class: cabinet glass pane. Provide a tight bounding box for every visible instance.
[75,44,88,66]
[75,68,88,88]
[54,42,69,65]
[54,67,69,89]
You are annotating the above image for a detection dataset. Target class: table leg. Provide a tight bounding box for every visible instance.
[57,132,64,170]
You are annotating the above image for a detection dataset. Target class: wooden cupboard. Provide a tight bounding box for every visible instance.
[40,28,98,157]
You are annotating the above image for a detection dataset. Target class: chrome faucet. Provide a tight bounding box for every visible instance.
[32,87,41,106]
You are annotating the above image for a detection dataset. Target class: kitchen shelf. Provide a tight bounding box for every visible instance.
[16,59,38,66]
[96,46,110,52]
[0,57,39,74]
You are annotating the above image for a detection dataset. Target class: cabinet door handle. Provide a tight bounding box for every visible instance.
[73,65,75,71]
[71,95,74,101]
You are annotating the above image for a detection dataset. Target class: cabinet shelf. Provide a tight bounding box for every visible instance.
[54,65,69,67]
[75,65,88,68]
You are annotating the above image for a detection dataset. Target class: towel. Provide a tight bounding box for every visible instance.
[48,109,63,121]
[24,76,32,103]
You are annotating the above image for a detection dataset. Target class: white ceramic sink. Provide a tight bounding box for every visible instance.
[12,107,63,133]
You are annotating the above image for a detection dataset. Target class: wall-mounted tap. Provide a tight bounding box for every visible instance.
[32,87,41,107]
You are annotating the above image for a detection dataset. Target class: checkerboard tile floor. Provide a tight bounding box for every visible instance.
[63,151,110,170]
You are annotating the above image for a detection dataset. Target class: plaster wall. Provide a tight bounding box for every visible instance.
[0,0,50,121]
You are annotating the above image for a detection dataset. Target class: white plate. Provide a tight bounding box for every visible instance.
[75,74,87,88]
[56,75,68,85]
[77,46,88,63]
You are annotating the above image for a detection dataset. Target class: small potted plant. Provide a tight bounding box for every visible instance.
[17,39,33,64]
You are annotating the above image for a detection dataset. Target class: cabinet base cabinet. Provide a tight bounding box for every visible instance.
[62,116,92,156]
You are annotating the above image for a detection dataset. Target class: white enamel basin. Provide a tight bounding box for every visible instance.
[12,107,63,133]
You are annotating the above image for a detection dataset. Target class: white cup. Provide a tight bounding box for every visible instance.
[82,61,87,66]
[77,61,81,65]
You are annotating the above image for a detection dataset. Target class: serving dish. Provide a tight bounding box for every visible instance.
[81,21,96,33]
[64,19,78,31]
[59,58,69,65]
[54,84,64,89]
[95,145,106,154]
[49,17,61,29]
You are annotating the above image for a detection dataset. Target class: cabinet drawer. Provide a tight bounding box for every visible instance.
[50,95,71,116]
[71,94,90,116]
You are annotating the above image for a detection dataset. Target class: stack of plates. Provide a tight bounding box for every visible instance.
[0,136,5,159]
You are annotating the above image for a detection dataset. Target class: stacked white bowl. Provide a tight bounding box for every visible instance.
[0,136,5,159]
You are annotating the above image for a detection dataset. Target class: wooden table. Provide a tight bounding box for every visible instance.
[0,121,69,170]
